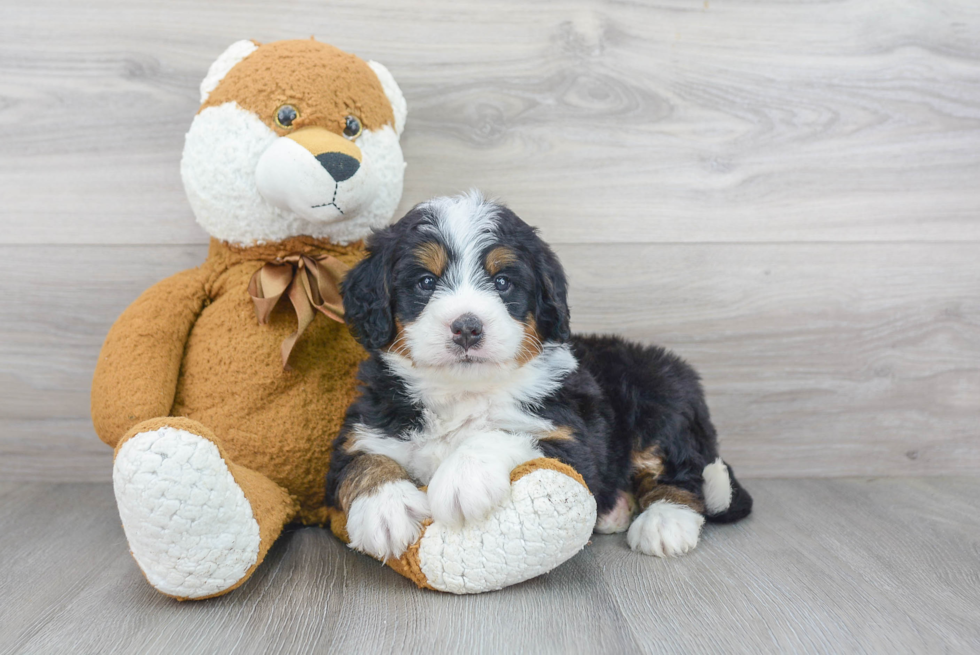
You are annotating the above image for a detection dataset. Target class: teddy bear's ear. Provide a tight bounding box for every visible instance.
[199,40,260,104]
[367,60,407,137]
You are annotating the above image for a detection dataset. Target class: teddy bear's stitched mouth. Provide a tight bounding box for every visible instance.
[311,201,344,215]
[310,180,345,214]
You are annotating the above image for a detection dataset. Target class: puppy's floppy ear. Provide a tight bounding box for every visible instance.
[342,229,396,350]
[533,240,571,343]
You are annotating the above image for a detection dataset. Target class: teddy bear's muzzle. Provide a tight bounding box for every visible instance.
[255,126,369,223]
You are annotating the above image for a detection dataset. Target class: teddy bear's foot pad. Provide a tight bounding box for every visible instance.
[414,465,597,594]
[113,427,261,599]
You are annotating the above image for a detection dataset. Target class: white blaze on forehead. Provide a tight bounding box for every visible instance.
[421,191,500,290]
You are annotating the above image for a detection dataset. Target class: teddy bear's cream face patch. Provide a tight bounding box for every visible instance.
[254,126,372,225]
[181,40,406,246]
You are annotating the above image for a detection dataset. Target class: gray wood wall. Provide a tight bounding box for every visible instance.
[2,0,978,482]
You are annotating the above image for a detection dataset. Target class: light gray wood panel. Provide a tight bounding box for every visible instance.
[0,245,207,482]
[1,242,977,481]
[2,478,979,654]
[0,244,206,420]
[2,0,980,245]
[566,241,980,478]
[0,420,111,482]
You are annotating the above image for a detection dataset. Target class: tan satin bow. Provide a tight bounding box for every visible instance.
[247,253,349,369]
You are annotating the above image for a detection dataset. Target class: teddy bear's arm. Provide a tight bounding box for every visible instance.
[91,266,210,447]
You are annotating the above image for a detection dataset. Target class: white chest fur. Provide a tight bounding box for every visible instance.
[407,394,553,483]
[350,345,578,484]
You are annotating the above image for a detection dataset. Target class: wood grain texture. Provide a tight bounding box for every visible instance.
[2,2,977,648]
[1,0,979,480]
[568,242,980,478]
[1,242,977,481]
[1,478,978,654]
[1,0,979,244]
[0,245,206,481]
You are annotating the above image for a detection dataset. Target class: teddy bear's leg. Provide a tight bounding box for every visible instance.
[330,458,597,594]
[112,417,296,600]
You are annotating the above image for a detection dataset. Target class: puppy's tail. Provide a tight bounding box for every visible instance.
[701,458,753,523]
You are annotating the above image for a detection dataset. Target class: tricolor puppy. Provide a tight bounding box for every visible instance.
[326,193,752,561]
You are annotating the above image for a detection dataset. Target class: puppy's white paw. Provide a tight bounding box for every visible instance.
[346,480,431,561]
[427,455,512,527]
[627,500,705,557]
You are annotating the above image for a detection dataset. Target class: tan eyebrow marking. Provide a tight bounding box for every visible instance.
[485,246,517,275]
[415,242,448,276]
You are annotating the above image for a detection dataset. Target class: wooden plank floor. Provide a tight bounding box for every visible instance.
[1,478,978,654]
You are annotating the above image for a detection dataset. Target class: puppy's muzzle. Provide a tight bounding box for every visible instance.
[451,313,483,351]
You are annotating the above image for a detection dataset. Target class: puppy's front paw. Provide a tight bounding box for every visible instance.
[627,500,705,557]
[346,480,431,561]
[427,456,512,527]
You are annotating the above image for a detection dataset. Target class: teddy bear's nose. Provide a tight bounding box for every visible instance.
[315,152,360,182]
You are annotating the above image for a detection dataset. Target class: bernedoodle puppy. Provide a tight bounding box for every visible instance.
[326,192,752,561]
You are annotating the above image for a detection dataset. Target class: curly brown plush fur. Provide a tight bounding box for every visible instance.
[92,237,368,525]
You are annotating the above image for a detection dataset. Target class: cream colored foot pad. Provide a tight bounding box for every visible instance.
[113,427,260,599]
[417,468,597,594]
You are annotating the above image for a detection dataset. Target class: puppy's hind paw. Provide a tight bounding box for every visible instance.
[346,480,431,561]
[627,500,704,558]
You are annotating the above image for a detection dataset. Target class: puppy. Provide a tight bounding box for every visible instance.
[326,192,752,561]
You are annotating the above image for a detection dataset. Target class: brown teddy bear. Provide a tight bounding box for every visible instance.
[91,38,596,599]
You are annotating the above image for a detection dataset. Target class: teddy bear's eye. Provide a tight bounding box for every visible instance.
[276,105,298,129]
[343,115,363,139]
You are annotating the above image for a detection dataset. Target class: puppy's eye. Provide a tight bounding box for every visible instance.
[418,275,437,292]
[343,115,363,139]
[494,275,512,292]
[275,105,298,129]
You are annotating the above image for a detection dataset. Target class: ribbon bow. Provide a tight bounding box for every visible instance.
[247,253,349,369]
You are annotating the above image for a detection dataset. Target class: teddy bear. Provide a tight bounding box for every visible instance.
[91,38,597,600]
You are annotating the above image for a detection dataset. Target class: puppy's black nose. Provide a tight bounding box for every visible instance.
[451,313,483,351]
[315,152,360,182]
